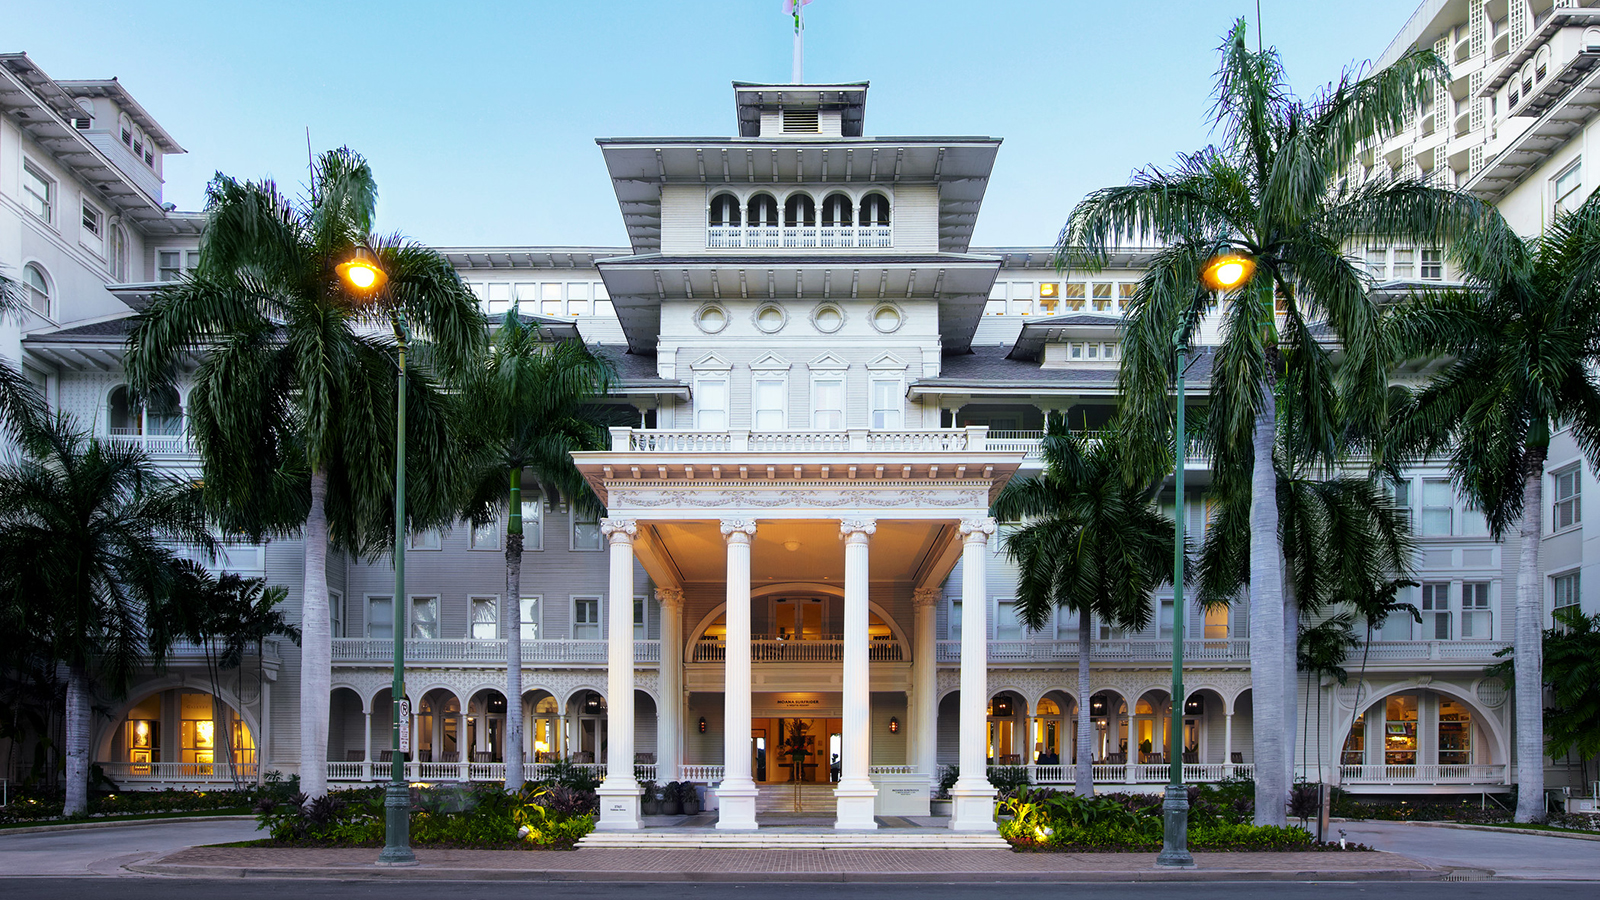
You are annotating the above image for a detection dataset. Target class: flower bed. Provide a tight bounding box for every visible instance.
[0,788,255,825]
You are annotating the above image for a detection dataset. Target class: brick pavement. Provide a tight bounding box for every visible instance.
[134,845,1441,882]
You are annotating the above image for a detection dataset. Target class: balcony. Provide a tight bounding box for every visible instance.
[707,225,891,250]
[96,760,258,786]
[937,638,1250,664]
[614,426,989,454]
[107,428,191,455]
[690,638,907,663]
[331,638,660,667]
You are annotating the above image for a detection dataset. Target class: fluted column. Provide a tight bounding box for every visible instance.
[950,516,997,831]
[656,587,685,784]
[835,519,879,829]
[596,518,641,830]
[911,586,940,789]
[716,519,760,829]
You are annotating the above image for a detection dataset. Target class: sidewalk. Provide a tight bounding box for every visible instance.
[131,845,1442,882]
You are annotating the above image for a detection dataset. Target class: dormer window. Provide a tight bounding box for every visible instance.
[782,108,820,134]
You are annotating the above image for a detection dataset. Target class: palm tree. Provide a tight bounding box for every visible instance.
[0,415,212,815]
[1198,464,1415,813]
[1295,614,1359,782]
[1338,576,1419,775]
[1387,193,1600,822]
[125,148,486,799]
[456,308,612,790]
[0,267,51,443]
[991,414,1173,796]
[1061,19,1495,824]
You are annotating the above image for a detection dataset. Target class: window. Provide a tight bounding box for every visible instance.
[593,283,613,317]
[995,599,1021,641]
[870,379,902,430]
[470,517,499,550]
[1554,467,1581,530]
[109,226,129,281]
[1038,282,1060,314]
[1420,249,1442,280]
[695,378,728,430]
[709,193,741,227]
[1158,598,1175,639]
[330,590,344,639]
[1366,249,1388,280]
[158,249,199,282]
[566,282,589,317]
[22,162,53,223]
[1010,282,1034,316]
[571,507,601,550]
[1203,605,1229,640]
[755,304,786,333]
[752,377,786,430]
[1462,582,1491,638]
[821,193,852,227]
[813,377,846,429]
[541,283,562,316]
[1388,478,1413,527]
[573,596,602,640]
[470,596,498,640]
[782,108,820,134]
[519,494,544,551]
[1554,160,1584,216]
[1392,248,1415,280]
[634,596,647,641]
[1118,282,1137,311]
[22,264,50,318]
[519,596,543,640]
[1091,282,1113,311]
[783,194,816,227]
[748,194,779,228]
[408,530,443,551]
[949,598,961,640]
[859,193,890,227]
[696,304,729,334]
[367,596,394,640]
[1063,283,1085,311]
[871,304,902,333]
[1421,479,1453,535]
[985,284,1006,316]
[1421,583,1451,639]
[81,201,104,253]
[1553,571,1581,619]
[410,596,439,639]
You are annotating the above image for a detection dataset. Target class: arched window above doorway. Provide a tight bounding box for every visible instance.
[783,194,816,228]
[747,193,779,228]
[709,192,741,227]
[821,193,853,227]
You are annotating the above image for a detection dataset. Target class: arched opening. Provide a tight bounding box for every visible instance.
[109,225,130,282]
[859,193,891,227]
[1033,691,1075,766]
[107,385,182,438]
[417,687,462,765]
[689,595,906,661]
[566,689,607,763]
[1182,688,1228,764]
[329,687,365,769]
[987,689,1028,765]
[821,193,853,227]
[709,192,741,227]
[747,193,779,228]
[22,263,50,318]
[1090,690,1129,763]
[1133,689,1172,763]
[103,686,255,783]
[783,193,816,227]
[466,688,508,763]
[524,689,563,762]
[1339,687,1497,777]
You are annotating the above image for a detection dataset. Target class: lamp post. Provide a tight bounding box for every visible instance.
[339,249,414,866]
[1157,252,1256,869]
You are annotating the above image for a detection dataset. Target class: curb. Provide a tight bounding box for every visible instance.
[0,815,257,836]
[1392,820,1600,843]
[125,862,1447,883]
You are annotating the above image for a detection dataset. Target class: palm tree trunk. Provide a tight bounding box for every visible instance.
[1075,610,1094,796]
[1284,576,1299,790]
[299,464,332,800]
[1248,379,1288,827]
[505,469,526,792]
[63,664,91,817]
[1513,445,1548,823]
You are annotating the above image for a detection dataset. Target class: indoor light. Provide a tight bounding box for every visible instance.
[783,539,802,552]
[337,246,388,294]
[1200,253,1256,291]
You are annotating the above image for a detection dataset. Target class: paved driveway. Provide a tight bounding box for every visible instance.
[1338,820,1600,880]
[0,818,262,876]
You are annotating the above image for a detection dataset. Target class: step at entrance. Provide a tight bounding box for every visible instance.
[578,830,1011,850]
[754,783,835,815]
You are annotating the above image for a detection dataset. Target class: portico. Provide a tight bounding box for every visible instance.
[574,425,1021,831]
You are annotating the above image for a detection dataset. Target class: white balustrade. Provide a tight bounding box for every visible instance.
[330,638,659,666]
[690,639,905,663]
[1359,640,1502,661]
[868,765,917,776]
[705,225,891,249]
[680,765,724,783]
[934,638,1252,664]
[96,761,257,783]
[327,761,366,781]
[748,431,850,452]
[1339,763,1506,784]
[107,429,191,455]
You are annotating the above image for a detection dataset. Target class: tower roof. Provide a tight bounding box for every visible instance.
[733,81,868,137]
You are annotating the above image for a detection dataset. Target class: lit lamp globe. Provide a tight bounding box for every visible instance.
[1200,253,1255,292]
[337,247,388,294]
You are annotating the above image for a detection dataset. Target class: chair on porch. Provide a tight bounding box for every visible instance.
[1182,749,1198,764]
[378,750,394,763]
[1231,752,1244,764]
[419,749,432,763]
[634,753,655,764]
[574,751,594,764]
[535,751,557,764]
[472,751,494,763]
[346,750,363,762]
[436,752,459,764]
[1105,752,1125,765]
[999,754,1021,766]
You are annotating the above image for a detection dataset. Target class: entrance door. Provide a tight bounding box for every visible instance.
[752,728,767,782]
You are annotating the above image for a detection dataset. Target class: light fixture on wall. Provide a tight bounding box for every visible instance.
[782,539,802,552]
[992,697,1014,717]
[1090,695,1107,717]
[698,716,708,734]
[583,691,605,715]
[888,716,900,734]
[1184,695,1204,716]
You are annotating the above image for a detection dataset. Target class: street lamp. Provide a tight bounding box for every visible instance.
[1157,251,1256,870]
[339,247,414,867]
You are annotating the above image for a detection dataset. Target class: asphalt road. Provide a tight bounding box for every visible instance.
[0,818,263,876]
[0,881,1580,900]
[1338,820,1600,880]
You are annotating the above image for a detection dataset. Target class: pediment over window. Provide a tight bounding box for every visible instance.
[808,352,849,371]
[691,352,732,372]
[867,352,908,371]
[751,352,791,372]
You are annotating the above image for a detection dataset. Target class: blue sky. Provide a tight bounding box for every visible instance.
[7,1,1418,248]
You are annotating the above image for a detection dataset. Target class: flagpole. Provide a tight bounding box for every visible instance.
[792,5,804,83]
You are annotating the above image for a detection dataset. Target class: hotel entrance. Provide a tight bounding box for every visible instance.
[752,716,843,784]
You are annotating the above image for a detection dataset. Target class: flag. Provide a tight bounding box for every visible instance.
[784,0,812,30]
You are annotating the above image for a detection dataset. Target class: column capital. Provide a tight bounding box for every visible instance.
[959,516,996,542]
[912,586,941,610]
[655,586,685,609]
[839,518,877,541]
[720,518,757,543]
[601,518,638,544]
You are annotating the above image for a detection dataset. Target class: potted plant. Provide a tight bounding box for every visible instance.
[660,781,682,816]
[930,765,957,816]
[679,781,700,815]
[640,779,660,816]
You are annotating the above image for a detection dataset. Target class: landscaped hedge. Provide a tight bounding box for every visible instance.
[0,787,254,825]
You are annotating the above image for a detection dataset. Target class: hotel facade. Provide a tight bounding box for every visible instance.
[2,0,1597,829]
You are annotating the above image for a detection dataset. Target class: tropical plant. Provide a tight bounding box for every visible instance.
[158,562,300,786]
[125,148,486,798]
[456,308,613,790]
[0,415,213,815]
[1338,577,1420,771]
[992,413,1173,797]
[1386,191,1600,821]
[1061,18,1497,824]
[1296,614,1359,781]
[1488,606,1600,791]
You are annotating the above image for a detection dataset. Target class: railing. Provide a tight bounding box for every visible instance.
[612,426,989,456]
[707,225,892,249]
[331,638,660,666]
[107,428,190,455]
[993,762,1256,784]
[1338,763,1506,784]
[327,761,366,780]
[691,639,907,663]
[97,761,258,783]
[986,430,1045,460]
[326,760,613,783]
[868,765,917,776]
[937,638,1250,664]
[681,765,724,783]
[1359,640,1503,661]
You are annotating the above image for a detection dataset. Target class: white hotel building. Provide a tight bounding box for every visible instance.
[1,3,1596,828]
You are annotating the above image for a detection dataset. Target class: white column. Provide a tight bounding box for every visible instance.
[457,712,468,780]
[657,587,685,784]
[911,586,940,788]
[259,680,271,787]
[835,519,879,829]
[717,519,760,829]
[362,711,373,780]
[1225,712,1235,772]
[597,518,642,830]
[950,516,997,831]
